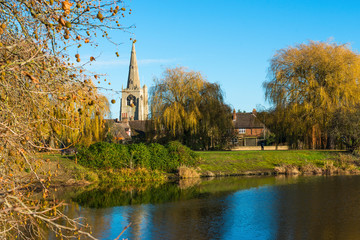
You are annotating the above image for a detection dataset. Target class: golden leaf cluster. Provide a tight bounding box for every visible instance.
[0,0,130,238]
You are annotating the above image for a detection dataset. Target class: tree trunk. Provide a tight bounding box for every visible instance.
[312,125,316,150]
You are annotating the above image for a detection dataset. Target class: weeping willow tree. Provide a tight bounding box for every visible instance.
[49,81,110,147]
[1,40,110,151]
[330,106,360,153]
[264,41,360,149]
[0,0,129,238]
[195,82,234,149]
[151,67,233,149]
[151,67,204,136]
[257,106,309,149]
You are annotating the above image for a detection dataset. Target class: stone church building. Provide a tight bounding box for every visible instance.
[120,42,149,121]
[105,43,149,143]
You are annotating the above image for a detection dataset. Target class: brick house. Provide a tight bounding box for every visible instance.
[232,109,266,146]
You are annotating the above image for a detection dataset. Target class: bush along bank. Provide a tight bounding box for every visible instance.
[76,141,199,182]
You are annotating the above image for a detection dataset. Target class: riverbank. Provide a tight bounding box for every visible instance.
[197,150,360,176]
[32,150,360,186]
[32,153,165,187]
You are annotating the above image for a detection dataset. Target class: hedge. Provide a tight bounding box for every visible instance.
[77,141,198,172]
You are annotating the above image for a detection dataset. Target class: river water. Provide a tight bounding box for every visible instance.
[56,175,360,240]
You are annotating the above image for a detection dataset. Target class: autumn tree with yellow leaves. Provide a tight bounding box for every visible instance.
[263,41,360,149]
[151,67,233,150]
[0,0,131,238]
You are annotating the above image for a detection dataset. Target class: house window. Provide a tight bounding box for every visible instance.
[238,128,246,134]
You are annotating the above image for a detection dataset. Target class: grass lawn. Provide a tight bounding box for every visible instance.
[196,150,351,175]
[36,150,359,181]
[36,153,99,183]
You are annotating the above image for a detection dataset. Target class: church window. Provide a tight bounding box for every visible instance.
[127,95,136,106]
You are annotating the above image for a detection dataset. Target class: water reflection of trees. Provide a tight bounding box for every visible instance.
[150,196,229,240]
[71,176,292,208]
[72,182,208,208]
[274,176,360,240]
[147,176,298,240]
[58,176,309,239]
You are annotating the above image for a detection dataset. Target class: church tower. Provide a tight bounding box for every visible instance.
[120,42,149,121]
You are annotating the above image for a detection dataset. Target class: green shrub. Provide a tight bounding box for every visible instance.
[167,141,198,169]
[112,144,131,168]
[148,143,170,171]
[77,142,129,169]
[77,144,98,168]
[85,171,99,182]
[77,141,198,172]
[128,143,151,169]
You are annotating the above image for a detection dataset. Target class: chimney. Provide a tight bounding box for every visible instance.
[233,109,236,121]
[122,113,128,123]
[252,108,257,115]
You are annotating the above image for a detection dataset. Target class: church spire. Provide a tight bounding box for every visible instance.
[127,42,140,89]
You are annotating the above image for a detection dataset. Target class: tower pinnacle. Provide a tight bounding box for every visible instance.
[120,42,148,121]
[127,42,140,89]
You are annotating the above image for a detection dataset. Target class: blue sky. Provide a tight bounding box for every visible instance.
[80,0,360,118]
